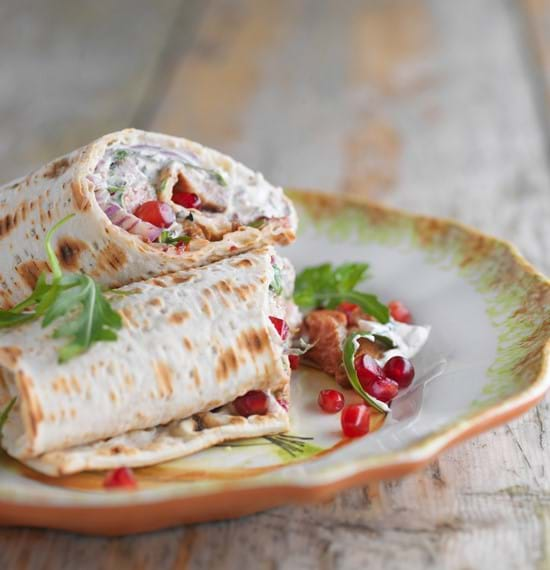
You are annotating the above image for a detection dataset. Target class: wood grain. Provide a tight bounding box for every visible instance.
[0,0,549,569]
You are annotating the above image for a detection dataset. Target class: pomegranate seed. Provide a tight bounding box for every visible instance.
[341,404,371,437]
[354,353,385,389]
[269,316,289,340]
[336,301,360,326]
[388,300,412,324]
[134,200,175,228]
[234,390,269,417]
[318,389,345,413]
[103,467,137,490]
[368,378,399,403]
[289,354,300,370]
[384,356,415,388]
[172,191,202,209]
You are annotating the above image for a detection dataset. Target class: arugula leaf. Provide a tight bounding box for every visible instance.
[0,215,122,362]
[269,264,283,296]
[0,397,16,436]
[343,332,390,413]
[294,262,389,323]
[248,218,267,229]
[158,231,192,246]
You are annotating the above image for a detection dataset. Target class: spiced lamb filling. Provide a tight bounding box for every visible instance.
[92,144,293,246]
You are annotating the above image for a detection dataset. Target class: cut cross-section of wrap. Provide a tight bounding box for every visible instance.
[0,129,297,309]
[0,247,298,476]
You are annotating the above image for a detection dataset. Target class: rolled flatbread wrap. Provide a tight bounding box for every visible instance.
[0,247,296,475]
[0,129,297,309]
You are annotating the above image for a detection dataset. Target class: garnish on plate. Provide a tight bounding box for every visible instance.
[294,262,389,324]
[0,397,16,437]
[0,215,122,362]
[158,231,192,246]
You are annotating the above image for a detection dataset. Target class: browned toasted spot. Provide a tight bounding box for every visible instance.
[43,157,72,179]
[15,260,50,289]
[124,374,134,387]
[56,236,89,270]
[170,274,193,285]
[231,258,253,268]
[120,306,138,328]
[234,283,257,301]
[242,328,269,354]
[192,367,201,387]
[215,346,239,381]
[151,278,168,288]
[0,346,22,368]
[95,242,127,275]
[70,376,81,394]
[59,377,70,394]
[216,279,233,294]
[169,311,190,325]
[17,372,43,438]
[70,408,77,419]
[203,288,213,297]
[201,300,213,317]
[154,361,174,397]
[48,412,56,422]
[109,390,118,402]
[147,297,163,307]
[0,213,15,239]
[183,337,193,351]
[71,180,91,211]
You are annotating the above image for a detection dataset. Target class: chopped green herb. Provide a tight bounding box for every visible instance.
[269,264,283,296]
[294,262,389,323]
[0,397,16,437]
[248,218,266,229]
[343,332,390,413]
[158,231,192,246]
[0,215,122,363]
[373,334,397,350]
[107,186,125,204]
[110,149,129,169]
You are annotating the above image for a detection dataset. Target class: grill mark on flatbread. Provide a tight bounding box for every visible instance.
[95,243,128,275]
[169,311,190,325]
[15,260,50,289]
[0,346,22,368]
[120,306,139,328]
[151,278,168,288]
[154,361,174,397]
[70,377,82,395]
[238,328,270,355]
[17,372,43,439]
[215,346,239,381]
[182,337,193,351]
[201,300,213,317]
[234,283,257,301]
[56,236,89,270]
[71,180,91,211]
[43,157,72,179]
[191,367,201,387]
[147,297,163,307]
[231,258,253,268]
[169,274,193,285]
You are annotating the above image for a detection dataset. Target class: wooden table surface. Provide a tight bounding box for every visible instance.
[1,1,549,568]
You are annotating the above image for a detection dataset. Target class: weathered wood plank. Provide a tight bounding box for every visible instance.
[0,0,549,569]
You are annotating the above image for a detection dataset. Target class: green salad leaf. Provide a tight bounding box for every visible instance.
[294,262,389,323]
[158,231,192,246]
[0,215,122,362]
[0,397,16,436]
[343,332,390,413]
[269,264,284,296]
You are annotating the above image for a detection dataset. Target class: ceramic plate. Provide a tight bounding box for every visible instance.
[1,190,548,536]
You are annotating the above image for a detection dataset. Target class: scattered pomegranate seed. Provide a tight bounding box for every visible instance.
[384,356,415,388]
[134,200,175,228]
[229,246,238,252]
[388,300,412,324]
[233,390,269,417]
[172,191,202,209]
[318,389,345,413]
[103,467,137,490]
[336,301,361,326]
[367,378,399,403]
[341,404,371,437]
[289,354,300,370]
[354,354,385,390]
[269,316,289,340]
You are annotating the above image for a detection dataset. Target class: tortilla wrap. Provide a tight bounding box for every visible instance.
[0,247,294,476]
[0,129,297,309]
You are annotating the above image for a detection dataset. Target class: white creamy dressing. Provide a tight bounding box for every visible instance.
[356,318,431,366]
[94,144,292,242]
